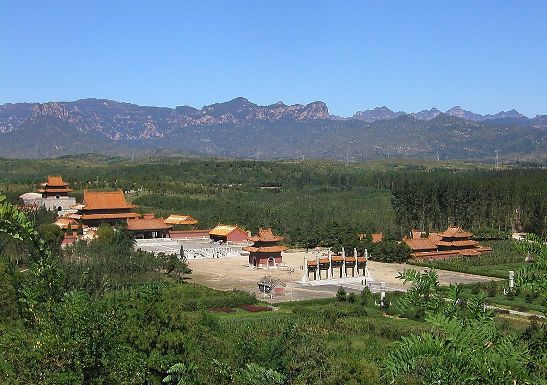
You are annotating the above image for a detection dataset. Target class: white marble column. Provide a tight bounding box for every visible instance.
[315,253,320,281]
[364,248,369,278]
[302,253,309,283]
[341,247,346,279]
[327,249,333,280]
[353,248,359,277]
[509,270,515,289]
[380,282,386,306]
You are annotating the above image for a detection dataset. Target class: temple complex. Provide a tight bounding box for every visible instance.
[209,224,248,243]
[244,228,286,267]
[79,190,140,226]
[127,214,173,239]
[404,226,492,260]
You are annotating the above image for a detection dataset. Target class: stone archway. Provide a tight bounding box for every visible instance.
[267,257,275,268]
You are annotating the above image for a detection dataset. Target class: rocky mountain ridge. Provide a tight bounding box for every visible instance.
[0,98,329,139]
[0,98,545,160]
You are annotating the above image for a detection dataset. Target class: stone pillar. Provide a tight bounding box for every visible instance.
[315,253,320,281]
[341,247,346,279]
[353,248,358,278]
[302,254,309,282]
[364,248,369,278]
[509,270,515,289]
[327,249,333,280]
[380,282,386,307]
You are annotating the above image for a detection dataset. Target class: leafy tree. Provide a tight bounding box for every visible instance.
[516,234,546,312]
[371,240,410,263]
[0,259,18,321]
[396,269,443,320]
[336,286,347,302]
[235,363,284,385]
[442,283,494,322]
[383,314,536,385]
[163,363,199,385]
[0,194,63,321]
[38,223,64,256]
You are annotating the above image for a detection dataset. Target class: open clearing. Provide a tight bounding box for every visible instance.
[186,250,502,302]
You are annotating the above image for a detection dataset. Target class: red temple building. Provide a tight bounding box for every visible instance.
[244,228,286,267]
[404,226,492,260]
[79,190,140,226]
[209,224,248,243]
[127,214,173,239]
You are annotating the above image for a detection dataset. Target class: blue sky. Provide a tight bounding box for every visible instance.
[1,0,546,117]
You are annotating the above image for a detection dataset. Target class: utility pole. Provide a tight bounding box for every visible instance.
[345,145,350,166]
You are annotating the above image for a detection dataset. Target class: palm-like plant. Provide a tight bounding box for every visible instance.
[162,362,198,385]
[383,314,534,385]
[396,269,443,318]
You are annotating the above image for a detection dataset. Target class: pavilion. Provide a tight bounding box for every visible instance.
[32,175,77,212]
[127,214,173,239]
[79,189,140,226]
[209,224,248,243]
[244,228,286,267]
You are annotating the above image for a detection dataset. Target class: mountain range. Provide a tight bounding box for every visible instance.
[0,98,545,161]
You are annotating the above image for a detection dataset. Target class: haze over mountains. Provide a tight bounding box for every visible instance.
[0,98,545,161]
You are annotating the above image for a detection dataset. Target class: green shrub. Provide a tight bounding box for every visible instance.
[336,286,347,302]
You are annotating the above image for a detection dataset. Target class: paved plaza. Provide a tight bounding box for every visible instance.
[186,250,502,302]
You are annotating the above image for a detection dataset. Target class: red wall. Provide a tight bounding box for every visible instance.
[249,254,283,266]
[226,228,249,242]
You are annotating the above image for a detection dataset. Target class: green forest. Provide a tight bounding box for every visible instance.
[0,156,545,247]
[0,156,546,384]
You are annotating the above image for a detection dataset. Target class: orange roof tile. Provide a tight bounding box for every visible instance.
[82,190,135,210]
[127,217,172,231]
[437,240,479,248]
[249,228,284,242]
[438,226,473,238]
[54,218,78,230]
[45,175,67,187]
[209,224,246,237]
[403,237,437,251]
[244,245,287,253]
[165,214,198,225]
[81,212,140,220]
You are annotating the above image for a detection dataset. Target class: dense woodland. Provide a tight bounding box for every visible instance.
[1,156,545,245]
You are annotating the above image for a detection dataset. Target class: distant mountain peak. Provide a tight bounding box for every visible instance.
[353,106,403,122]
[0,97,544,160]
